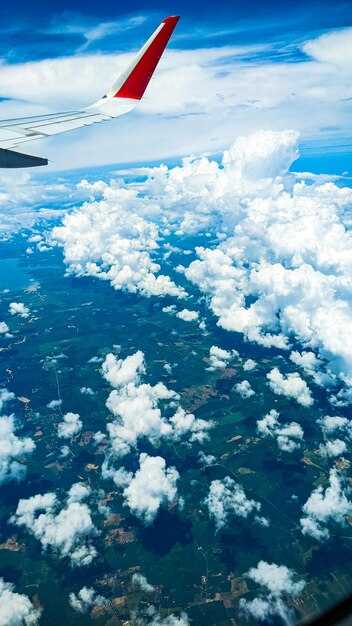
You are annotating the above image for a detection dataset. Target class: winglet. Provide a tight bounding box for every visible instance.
[113,16,180,100]
[89,16,180,114]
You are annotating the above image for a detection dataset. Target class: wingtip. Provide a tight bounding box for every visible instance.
[110,14,180,101]
[163,15,180,24]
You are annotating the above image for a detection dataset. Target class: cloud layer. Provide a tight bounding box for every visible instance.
[48,128,352,404]
[52,194,186,299]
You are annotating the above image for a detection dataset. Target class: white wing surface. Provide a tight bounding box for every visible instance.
[0,15,179,167]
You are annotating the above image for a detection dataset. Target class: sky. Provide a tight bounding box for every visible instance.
[0,0,351,171]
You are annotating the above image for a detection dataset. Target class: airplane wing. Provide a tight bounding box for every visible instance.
[0,15,179,167]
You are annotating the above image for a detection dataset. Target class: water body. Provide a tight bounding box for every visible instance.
[0,257,31,291]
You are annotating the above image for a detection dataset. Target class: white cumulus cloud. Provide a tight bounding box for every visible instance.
[119,453,179,525]
[235,380,255,399]
[9,302,30,319]
[205,476,261,531]
[267,368,313,407]
[57,412,82,439]
[0,578,41,625]
[69,587,107,614]
[319,439,347,458]
[175,309,199,322]
[11,483,98,565]
[243,359,257,371]
[317,414,352,458]
[51,191,186,299]
[0,322,10,335]
[257,409,304,452]
[171,130,352,399]
[300,468,352,541]
[134,607,190,626]
[207,345,238,371]
[132,573,155,593]
[240,560,305,624]
[0,390,35,486]
[101,351,212,458]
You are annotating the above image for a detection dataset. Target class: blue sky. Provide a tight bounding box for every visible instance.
[1,0,351,62]
[0,0,351,171]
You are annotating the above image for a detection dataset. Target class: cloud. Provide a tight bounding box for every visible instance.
[80,386,95,396]
[169,407,211,444]
[318,414,352,439]
[11,483,98,565]
[67,482,91,504]
[319,439,347,458]
[145,615,190,626]
[246,560,305,597]
[102,351,145,388]
[302,28,352,72]
[47,399,62,410]
[0,389,15,412]
[0,577,41,625]
[163,304,202,324]
[0,390,35,486]
[257,409,304,452]
[0,322,10,335]
[175,309,199,322]
[54,14,147,54]
[60,445,70,458]
[101,351,212,458]
[267,368,313,407]
[133,606,190,626]
[318,414,352,435]
[0,172,72,239]
[57,412,82,439]
[51,192,186,299]
[207,345,238,371]
[118,453,179,525]
[205,476,261,531]
[235,380,255,399]
[300,468,352,541]
[69,587,107,614]
[198,451,216,466]
[330,387,352,407]
[162,305,177,315]
[289,350,332,387]
[240,560,305,624]
[316,414,352,458]
[9,302,30,318]
[132,574,155,593]
[43,128,352,406]
[164,130,352,398]
[0,416,35,486]
[243,359,257,371]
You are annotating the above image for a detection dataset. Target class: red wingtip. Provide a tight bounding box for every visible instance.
[114,16,180,101]
[163,16,180,23]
